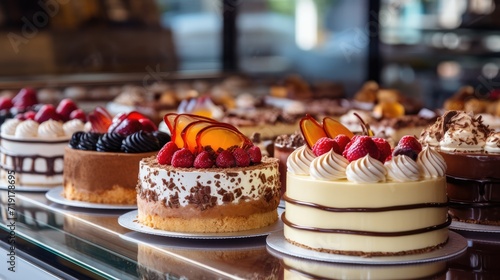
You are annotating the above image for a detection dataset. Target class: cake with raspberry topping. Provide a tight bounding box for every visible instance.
[136,113,281,233]
[282,115,449,256]
[420,110,500,225]
[0,98,87,188]
[63,108,167,204]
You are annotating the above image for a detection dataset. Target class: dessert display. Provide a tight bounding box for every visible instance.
[0,95,87,188]
[282,115,449,256]
[136,113,281,233]
[63,107,168,204]
[447,239,500,279]
[420,110,500,225]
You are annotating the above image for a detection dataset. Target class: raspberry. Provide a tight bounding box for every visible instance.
[342,135,360,156]
[397,135,422,153]
[156,142,179,165]
[342,136,380,162]
[233,147,251,167]
[372,137,392,162]
[332,134,351,154]
[193,151,214,168]
[216,150,236,168]
[246,145,262,164]
[171,148,195,167]
[312,137,335,156]
[393,146,418,161]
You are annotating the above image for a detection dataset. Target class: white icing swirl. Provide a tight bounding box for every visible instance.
[385,155,420,182]
[417,146,447,178]
[62,119,86,136]
[439,112,489,152]
[1,119,22,136]
[38,119,65,138]
[346,155,386,183]
[14,120,39,138]
[485,132,500,154]
[287,145,316,175]
[310,150,349,180]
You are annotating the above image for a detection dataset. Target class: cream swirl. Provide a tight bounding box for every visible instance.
[346,155,386,183]
[385,155,420,182]
[417,146,447,178]
[287,145,315,175]
[439,112,490,152]
[485,132,500,154]
[14,120,39,138]
[38,119,65,138]
[1,119,22,136]
[62,119,86,136]
[310,150,349,180]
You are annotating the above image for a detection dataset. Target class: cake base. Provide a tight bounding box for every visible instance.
[63,183,136,205]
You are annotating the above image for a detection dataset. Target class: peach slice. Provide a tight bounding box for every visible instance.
[323,117,354,139]
[196,124,251,153]
[163,113,178,135]
[181,120,217,152]
[299,114,327,149]
[172,114,217,148]
[373,101,405,119]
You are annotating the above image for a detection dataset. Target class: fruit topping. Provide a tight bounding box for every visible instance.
[247,145,262,164]
[373,101,405,119]
[121,131,160,153]
[69,109,87,122]
[112,118,142,136]
[77,132,101,150]
[323,117,355,139]
[157,142,179,165]
[216,150,236,168]
[34,104,61,123]
[0,97,13,110]
[171,148,195,168]
[138,118,158,132]
[195,124,252,153]
[333,134,351,153]
[163,113,178,134]
[23,111,36,120]
[299,114,327,149]
[397,135,422,154]
[372,137,392,162]
[56,98,78,121]
[88,106,113,133]
[342,135,380,162]
[312,137,340,157]
[96,133,125,152]
[69,131,84,149]
[233,147,251,167]
[171,114,216,148]
[12,88,38,109]
[393,146,418,161]
[152,131,171,147]
[193,151,215,168]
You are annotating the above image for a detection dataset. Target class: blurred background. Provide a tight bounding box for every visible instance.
[0,0,499,109]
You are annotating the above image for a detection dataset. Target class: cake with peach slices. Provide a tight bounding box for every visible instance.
[0,98,87,188]
[283,115,449,256]
[63,107,168,204]
[136,113,281,233]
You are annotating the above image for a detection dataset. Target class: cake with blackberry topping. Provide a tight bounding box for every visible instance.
[63,108,168,204]
[136,113,281,233]
[420,110,500,225]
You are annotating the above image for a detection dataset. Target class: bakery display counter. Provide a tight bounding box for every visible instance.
[1,190,500,279]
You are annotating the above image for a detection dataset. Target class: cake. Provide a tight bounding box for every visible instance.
[282,115,449,256]
[136,113,281,233]
[420,110,500,225]
[63,108,168,204]
[273,131,305,196]
[0,99,87,187]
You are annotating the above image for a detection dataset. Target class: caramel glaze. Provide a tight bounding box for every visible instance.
[283,194,451,236]
[1,153,62,176]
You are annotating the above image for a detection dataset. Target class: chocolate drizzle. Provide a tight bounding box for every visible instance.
[1,153,63,176]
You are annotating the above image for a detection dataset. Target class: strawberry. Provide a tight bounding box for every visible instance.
[34,104,61,123]
[393,146,418,161]
[232,147,250,167]
[69,109,87,122]
[216,150,236,168]
[246,145,262,164]
[312,137,340,156]
[194,151,214,168]
[0,97,13,110]
[171,148,195,168]
[56,98,78,121]
[372,137,391,162]
[12,88,38,109]
[342,135,380,162]
[157,142,179,165]
[397,135,422,153]
[333,134,351,153]
[23,111,36,120]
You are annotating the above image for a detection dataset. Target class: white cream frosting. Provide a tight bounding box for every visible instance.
[38,120,65,138]
[418,146,447,178]
[345,155,387,183]
[385,155,420,182]
[485,132,500,153]
[439,112,489,152]
[309,150,349,181]
[14,120,39,138]
[287,145,316,175]
[1,119,22,136]
[62,119,86,136]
